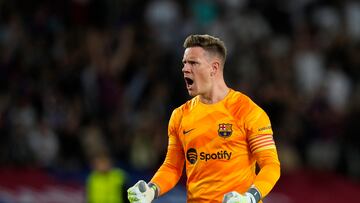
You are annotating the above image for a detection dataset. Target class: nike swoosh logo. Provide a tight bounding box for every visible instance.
[183,128,195,135]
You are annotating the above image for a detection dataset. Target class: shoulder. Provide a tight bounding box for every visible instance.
[173,96,199,116]
[225,89,259,112]
[169,96,199,125]
[227,90,249,102]
[227,90,270,127]
[225,89,269,123]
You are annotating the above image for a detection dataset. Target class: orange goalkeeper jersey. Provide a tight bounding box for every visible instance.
[151,89,280,203]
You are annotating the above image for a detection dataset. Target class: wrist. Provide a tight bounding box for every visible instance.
[246,187,261,203]
[148,182,159,199]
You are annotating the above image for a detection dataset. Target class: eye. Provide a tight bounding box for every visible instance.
[183,60,198,67]
[189,61,198,66]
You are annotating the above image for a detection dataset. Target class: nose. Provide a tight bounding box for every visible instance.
[182,64,190,73]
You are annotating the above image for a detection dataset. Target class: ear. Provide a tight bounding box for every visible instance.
[210,61,220,76]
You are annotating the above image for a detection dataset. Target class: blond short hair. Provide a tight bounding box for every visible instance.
[183,34,227,62]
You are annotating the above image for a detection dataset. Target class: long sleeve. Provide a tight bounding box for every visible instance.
[253,148,280,197]
[150,108,185,195]
[244,103,281,198]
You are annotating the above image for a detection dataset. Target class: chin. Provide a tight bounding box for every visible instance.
[188,90,199,97]
[187,90,195,97]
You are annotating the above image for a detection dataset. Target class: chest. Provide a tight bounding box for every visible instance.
[179,106,247,150]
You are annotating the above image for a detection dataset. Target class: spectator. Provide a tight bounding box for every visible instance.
[87,152,128,203]
[27,118,59,168]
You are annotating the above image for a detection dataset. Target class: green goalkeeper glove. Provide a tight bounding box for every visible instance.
[222,188,260,203]
[127,180,156,203]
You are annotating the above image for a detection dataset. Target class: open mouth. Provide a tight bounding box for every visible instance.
[184,77,194,87]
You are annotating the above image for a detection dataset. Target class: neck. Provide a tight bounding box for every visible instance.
[199,81,229,104]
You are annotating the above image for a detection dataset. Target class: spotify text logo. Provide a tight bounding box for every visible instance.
[186,148,232,164]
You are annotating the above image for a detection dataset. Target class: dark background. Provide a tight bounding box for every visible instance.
[0,0,359,202]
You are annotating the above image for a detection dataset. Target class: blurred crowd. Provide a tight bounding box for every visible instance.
[0,0,359,183]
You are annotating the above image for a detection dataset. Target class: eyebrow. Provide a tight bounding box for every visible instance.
[182,58,199,63]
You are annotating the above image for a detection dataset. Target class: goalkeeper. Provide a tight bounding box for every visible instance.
[128,34,281,203]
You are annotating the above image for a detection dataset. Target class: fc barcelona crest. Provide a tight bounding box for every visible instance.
[218,123,232,138]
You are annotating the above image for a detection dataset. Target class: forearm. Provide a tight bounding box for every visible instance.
[150,161,184,196]
[253,149,281,198]
[150,140,184,196]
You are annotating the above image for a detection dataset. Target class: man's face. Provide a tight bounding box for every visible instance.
[182,47,213,97]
